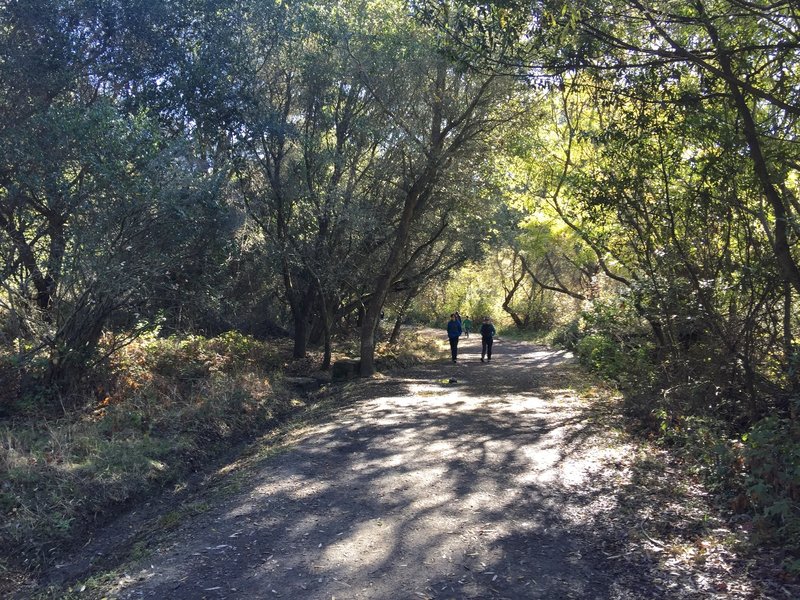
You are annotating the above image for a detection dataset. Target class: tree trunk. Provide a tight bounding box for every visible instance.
[785,282,798,393]
[358,300,383,376]
[501,259,527,329]
[357,62,496,374]
[389,316,403,345]
[283,262,317,359]
[2,220,55,311]
[291,306,308,359]
[389,288,418,344]
[359,183,424,375]
[320,294,333,371]
[359,64,451,376]
[46,294,113,398]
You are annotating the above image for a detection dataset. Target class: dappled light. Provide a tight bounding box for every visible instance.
[100,335,765,599]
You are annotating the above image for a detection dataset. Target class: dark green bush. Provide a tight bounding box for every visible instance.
[552,319,581,350]
[742,410,800,564]
[564,301,657,389]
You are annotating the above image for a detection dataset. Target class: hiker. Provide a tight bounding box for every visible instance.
[463,315,472,338]
[446,313,462,363]
[480,316,496,363]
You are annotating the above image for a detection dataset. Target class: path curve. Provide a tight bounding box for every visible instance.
[81,333,742,599]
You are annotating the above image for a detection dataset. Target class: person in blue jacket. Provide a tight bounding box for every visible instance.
[480,316,496,362]
[446,313,462,363]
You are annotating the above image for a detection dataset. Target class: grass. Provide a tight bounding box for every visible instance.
[156,501,210,530]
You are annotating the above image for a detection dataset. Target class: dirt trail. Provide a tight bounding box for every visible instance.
[47,333,774,599]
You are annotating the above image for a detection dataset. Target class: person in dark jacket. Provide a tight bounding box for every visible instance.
[480,316,496,362]
[446,313,462,363]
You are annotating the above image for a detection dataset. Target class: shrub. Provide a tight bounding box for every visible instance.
[552,319,581,350]
[572,302,655,389]
[375,329,441,368]
[742,411,800,561]
[0,332,288,580]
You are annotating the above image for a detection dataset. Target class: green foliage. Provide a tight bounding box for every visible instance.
[410,260,503,325]
[466,296,498,326]
[651,410,740,485]
[0,0,236,399]
[643,409,800,570]
[552,319,581,350]
[574,332,652,386]
[519,300,557,331]
[568,301,656,387]
[742,412,800,552]
[576,334,622,377]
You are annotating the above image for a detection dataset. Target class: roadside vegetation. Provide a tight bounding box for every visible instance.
[562,303,800,579]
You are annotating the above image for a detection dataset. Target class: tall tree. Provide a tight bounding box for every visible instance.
[0,0,228,395]
[230,0,387,362]
[352,0,520,375]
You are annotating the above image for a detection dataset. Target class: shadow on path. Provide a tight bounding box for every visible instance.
[83,336,664,599]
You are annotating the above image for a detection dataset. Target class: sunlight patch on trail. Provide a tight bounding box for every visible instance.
[322,519,399,571]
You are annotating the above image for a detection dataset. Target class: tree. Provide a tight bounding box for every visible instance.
[501,50,794,415]
[351,1,522,375]
[571,0,800,296]
[229,0,389,364]
[0,0,228,397]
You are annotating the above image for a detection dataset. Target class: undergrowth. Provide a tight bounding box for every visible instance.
[0,331,290,590]
[376,328,444,367]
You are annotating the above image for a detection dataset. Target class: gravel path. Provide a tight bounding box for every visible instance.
[61,333,778,599]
